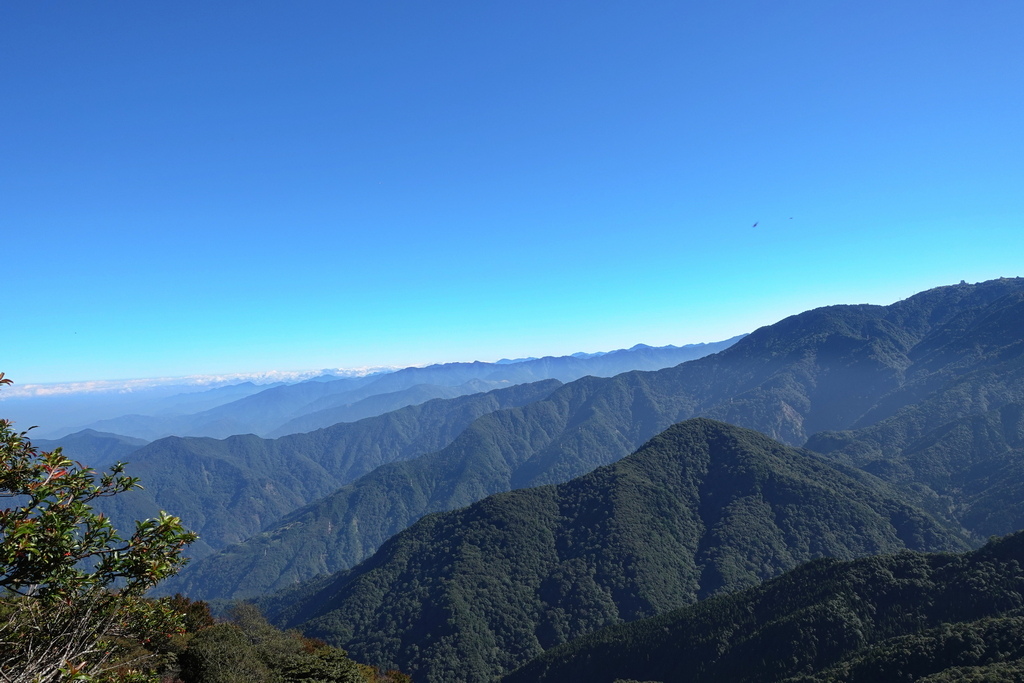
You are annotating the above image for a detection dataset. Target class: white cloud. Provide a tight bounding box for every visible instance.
[0,367,400,399]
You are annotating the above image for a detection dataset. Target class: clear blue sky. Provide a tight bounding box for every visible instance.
[3,1,1023,384]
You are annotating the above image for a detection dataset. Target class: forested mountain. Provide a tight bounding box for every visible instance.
[505,531,1024,683]
[33,428,149,469]
[264,379,508,437]
[99,380,562,558]
[802,288,1024,536]
[261,419,966,683]
[176,278,1024,600]
[810,402,1024,536]
[73,338,740,440]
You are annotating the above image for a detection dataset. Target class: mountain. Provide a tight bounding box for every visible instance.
[128,380,290,416]
[262,419,967,683]
[99,380,562,558]
[797,288,1024,536]
[478,337,747,382]
[32,429,149,469]
[78,374,385,440]
[72,338,742,440]
[1,379,286,440]
[247,336,742,437]
[505,531,1024,683]
[809,401,1024,538]
[264,379,509,437]
[177,279,1024,600]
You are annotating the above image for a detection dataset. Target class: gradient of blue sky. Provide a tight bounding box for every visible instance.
[3,1,1023,384]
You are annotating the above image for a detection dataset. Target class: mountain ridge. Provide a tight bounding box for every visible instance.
[172,278,1024,599]
[505,530,1024,683]
[262,418,967,682]
[69,338,742,440]
[102,379,563,558]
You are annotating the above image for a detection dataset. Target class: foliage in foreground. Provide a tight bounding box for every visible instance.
[0,372,403,682]
[0,369,198,681]
[178,603,409,683]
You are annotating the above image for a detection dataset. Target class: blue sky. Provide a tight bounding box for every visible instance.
[3,1,1023,384]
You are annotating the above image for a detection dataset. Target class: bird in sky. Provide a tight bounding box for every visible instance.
[752,221,759,227]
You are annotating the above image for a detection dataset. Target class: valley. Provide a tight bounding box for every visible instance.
[8,278,1024,681]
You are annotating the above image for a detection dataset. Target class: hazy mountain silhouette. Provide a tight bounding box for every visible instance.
[33,429,149,469]
[72,339,742,440]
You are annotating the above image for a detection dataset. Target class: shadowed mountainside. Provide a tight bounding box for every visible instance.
[262,419,967,683]
[505,531,1024,683]
[100,380,562,558]
[33,429,149,469]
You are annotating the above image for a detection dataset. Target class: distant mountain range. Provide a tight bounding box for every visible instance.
[89,340,739,559]
[21,277,1024,683]
[3,380,286,440]
[165,278,1024,605]
[59,338,742,441]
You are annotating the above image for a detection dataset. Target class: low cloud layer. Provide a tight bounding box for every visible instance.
[0,367,399,400]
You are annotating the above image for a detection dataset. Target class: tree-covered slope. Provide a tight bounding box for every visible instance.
[99,379,562,558]
[169,369,691,594]
[800,289,1024,535]
[809,402,1024,536]
[265,379,509,437]
[269,336,743,436]
[180,279,1024,598]
[264,419,966,683]
[33,428,149,469]
[506,531,1024,683]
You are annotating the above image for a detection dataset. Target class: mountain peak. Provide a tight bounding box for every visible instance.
[266,418,966,682]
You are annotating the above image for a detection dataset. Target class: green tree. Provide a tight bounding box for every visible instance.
[178,604,365,682]
[0,373,198,682]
